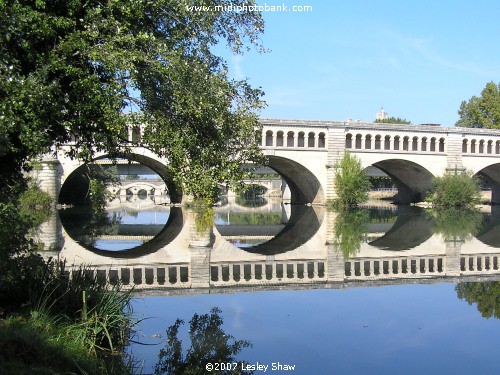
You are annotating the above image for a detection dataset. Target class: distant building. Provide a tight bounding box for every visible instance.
[376,107,388,121]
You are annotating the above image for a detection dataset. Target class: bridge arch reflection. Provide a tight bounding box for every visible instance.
[58,153,182,205]
[49,200,500,294]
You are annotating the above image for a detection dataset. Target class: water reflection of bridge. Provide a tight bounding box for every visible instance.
[39,203,500,296]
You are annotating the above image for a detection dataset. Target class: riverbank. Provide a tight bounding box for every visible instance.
[0,261,135,374]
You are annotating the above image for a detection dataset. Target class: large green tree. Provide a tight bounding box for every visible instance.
[456,82,500,128]
[0,0,265,203]
[332,151,371,208]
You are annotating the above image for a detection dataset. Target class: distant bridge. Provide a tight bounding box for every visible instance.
[35,118,500,204]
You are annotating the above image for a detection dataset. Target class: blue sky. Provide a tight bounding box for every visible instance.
[221,0,500,126]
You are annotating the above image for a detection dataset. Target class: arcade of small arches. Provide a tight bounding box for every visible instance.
[462,138,500,155]
[345,133,446,153]
[258,129,327,148]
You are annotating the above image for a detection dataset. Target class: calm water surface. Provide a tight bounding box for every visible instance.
[50,196,500,374]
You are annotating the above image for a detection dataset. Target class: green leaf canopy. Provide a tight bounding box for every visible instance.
[0,0,266,202]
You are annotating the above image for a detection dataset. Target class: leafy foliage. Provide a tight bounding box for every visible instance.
[456,282,500,319]
[374,116,411,124]
[456,82,500,128]
[432,170,481,208]
[155,307,253,375]
[332,208,369,259]
[0,0,266,203]
[0,265,136,374]
[431,208,483,241]
[332,151,371,208]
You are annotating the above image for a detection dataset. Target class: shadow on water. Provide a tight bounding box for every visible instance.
[368,206,434,251]
[475,206,500,248]
[230,204,325,255]
[59,206,184,258]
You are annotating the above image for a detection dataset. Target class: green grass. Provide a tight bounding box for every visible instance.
[0,313,127,374]
[0,265,137,374]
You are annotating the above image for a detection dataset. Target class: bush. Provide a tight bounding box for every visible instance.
[432,170,481,208]
[18,185,53,210]
[331,151,371,208]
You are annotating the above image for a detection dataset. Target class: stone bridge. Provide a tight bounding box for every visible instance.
[36,205,500,295]
[36,119,500,204]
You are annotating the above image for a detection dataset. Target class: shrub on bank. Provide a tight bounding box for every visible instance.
[432,170,481,208]
[331,151,371,209]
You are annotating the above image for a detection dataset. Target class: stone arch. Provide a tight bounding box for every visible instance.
[421,137,428,151]
[355,134,362,149]
[430,137,437,152]
[411,136,418,151]
[298,132,305,147]
[371,159,435,203]
[287,131,294,147]
[345,133,353,149]
[384,135,391,150]
[308,132,315,147]
[439,138,445,152]
[265,156,324,204]
[479,139,485,154]
[462,139,468,153]
[122,181,164,196]
[59,153,183,204]
[265,130,273,146]
[470,139,477,153]
[365,134,372,149]
[374,135,382,150]
[472,162,500,204]
[318,132,326,148]
[403,136,409,151]
[393,136,400,151]
[276,131,284,147]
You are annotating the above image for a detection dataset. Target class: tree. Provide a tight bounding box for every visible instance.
[431,208,483,242]
[456,82,500,128]
[332,151,371,208]
[432,170,481,208]
[333,208,369,259]
[155,307,253,375]
[456,282,500,319]
[0,0,266,203]
[374,117,411,124]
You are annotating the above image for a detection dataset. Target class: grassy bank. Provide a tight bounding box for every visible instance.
[0,263,136,374]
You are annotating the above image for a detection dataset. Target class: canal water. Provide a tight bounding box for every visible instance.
[46,196,500,374]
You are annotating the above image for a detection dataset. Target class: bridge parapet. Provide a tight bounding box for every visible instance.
[68,251,500,292]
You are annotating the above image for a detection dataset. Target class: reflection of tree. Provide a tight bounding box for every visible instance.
[368,208,398,223]
[456,282,500,319]
[194,207,215,234]
[218,212,282,226]
[59,207,121,247]
[432,209,483,241]
[155,307,253,375]
[234,197,267,207]
[333,209,369,260]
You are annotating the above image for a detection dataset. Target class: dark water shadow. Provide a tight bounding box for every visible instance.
[238,204,324,255]
[475,206,500,248]
[59,207,184,258]
[369,206,434,251]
